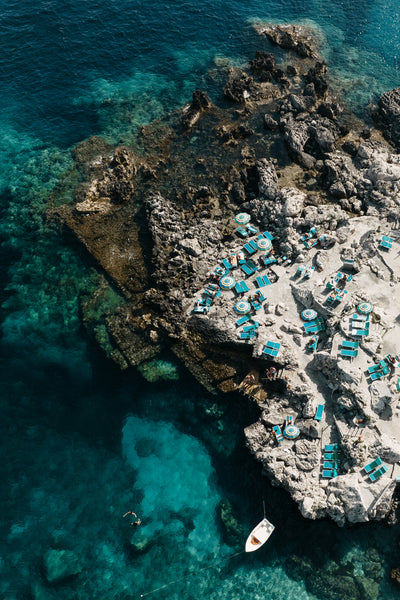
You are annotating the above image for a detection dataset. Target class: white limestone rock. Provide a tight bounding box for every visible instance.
[294,439,320,471]
[179,237,202,257]
[257,159,279,199]
[369,380,392,414]
[371,434,400,463]
[280,187,306,217]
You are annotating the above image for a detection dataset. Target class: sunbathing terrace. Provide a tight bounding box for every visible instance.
[188,214,400,518]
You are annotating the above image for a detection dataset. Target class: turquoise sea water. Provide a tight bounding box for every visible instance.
[1,1,400,598]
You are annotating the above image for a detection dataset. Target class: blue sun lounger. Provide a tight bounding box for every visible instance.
[243,323,259,333]
[324,452,339,461]
[324,461,338,469]
[322,469,338,478]
[342,340,359,349]
[325,444,338,452]
[364,456,382,474]
[235,280,250,294]
[380,236,393,249]
[244,241,257,254]
[341,349,358,358]
[369,464,388,482]
[262,231,274,241]
[273,425,284,444]
[236,315,251,326]
[241,264,253,276]
[246,224,258,235]
[263,341,281,358]
[236,226,248,238]
[315,404,324,421]
[240,331,256,340]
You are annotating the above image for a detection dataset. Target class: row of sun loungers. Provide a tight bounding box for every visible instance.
[304,318,325,335]
[255,275,271,288]
[322,443,339,478]
[363,456,388,482]
[236,224,258,238]
[367,360,390,380]
[340,339,359,358]
[380,235,393,250]
[263,341,281,358]
[193,283,222,313]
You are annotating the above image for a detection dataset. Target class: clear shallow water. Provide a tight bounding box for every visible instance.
[1,1,400,598]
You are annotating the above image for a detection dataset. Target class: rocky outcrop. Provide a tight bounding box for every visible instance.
[254,23,320,59]
[376,87,400,150]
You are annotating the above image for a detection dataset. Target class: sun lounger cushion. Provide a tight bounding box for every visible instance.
[256,276,266,288]
[236,226,248,237]
[364,456,382,474]
[322,469,338,478]
[235,282,244,294]
[315,404,324,421]
[262,231,274,240]
[244,243,256,255]
[341,349,358,358]
[262,275,271,286]
[370,372,383,381]
[369,464,388,482]
[324,461,338,469]
[240,331,256,339]
[239,280,250,292]
[241,264,253,276]
[236,315,251,326]
[342,340,359,349]
[325,444,338,452]
[247,224,258,234]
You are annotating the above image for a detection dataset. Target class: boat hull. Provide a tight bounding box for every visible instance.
[245,517,275,552]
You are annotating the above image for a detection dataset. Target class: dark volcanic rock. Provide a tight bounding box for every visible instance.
[181,89,212,129]
[377,87,400,149]
[255,23,319,59]
[223,70,255,103]
[249,51,276,82]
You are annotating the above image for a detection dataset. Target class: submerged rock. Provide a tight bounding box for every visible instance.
[44,549,82,583]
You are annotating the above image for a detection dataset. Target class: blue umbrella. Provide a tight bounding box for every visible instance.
[234,300,251,314]
[301,309,318,321]
[219,275,236,290]
[283,425,300,439]
[256,237,272,251]
[235,212,250,225]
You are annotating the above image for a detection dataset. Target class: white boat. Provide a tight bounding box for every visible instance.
[245,517,275,552]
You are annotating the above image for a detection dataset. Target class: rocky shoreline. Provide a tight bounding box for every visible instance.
[53,23,400,537]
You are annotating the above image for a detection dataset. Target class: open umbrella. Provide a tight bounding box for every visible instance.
[256,237,272,251]
[283,425,300,440]
[234,300,251,314]
[235,212,250,225]
[219,275,236,290]
[357,302,373,314]
[301,309,318,321]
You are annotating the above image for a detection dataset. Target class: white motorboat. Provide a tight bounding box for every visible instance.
[245,517,275,552]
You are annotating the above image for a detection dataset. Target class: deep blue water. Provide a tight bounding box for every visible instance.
[1,1,400,598]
